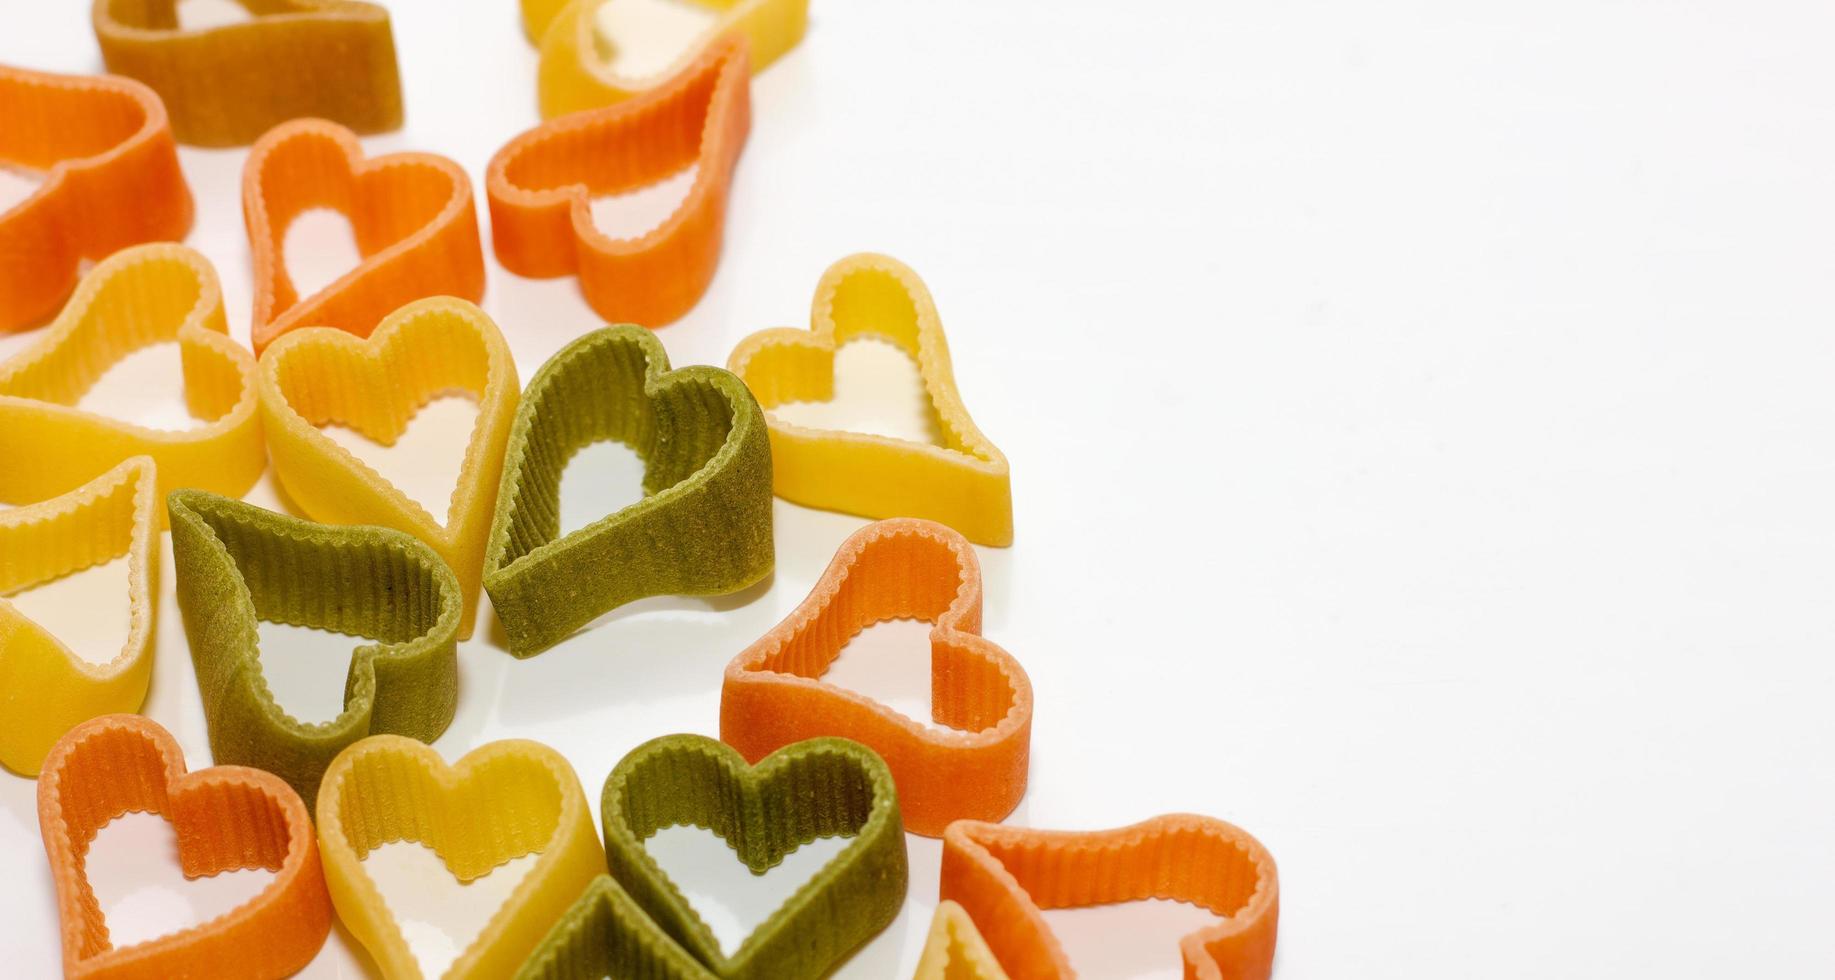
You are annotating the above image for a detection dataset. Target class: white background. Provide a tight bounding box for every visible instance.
[3,0,1835,976]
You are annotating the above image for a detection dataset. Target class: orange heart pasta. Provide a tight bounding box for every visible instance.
[0,65,191,332]
[722,519,1032,835]
[488,36,750,329]
[940,816,1280,980]
[37,714,332,979]
[243,118,483,354]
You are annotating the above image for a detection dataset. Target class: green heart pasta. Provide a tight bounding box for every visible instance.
[167,490,461,805]
[597,734,907,979]
[482,325,774,657]
[515,875,715,980]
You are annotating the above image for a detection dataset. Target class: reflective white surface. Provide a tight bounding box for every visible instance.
[4,0,1835,977]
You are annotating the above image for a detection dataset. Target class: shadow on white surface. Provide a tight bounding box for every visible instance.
[768,337,943,445]
[360,840,537,979]
[486,570,775,727]
[590,0,719,81]
[5,556,132,667]
[643,824,848,956]
[85,810,274,949]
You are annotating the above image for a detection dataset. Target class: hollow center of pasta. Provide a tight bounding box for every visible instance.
[176,0,253,29]
[820,617,970,731]
[0,162,41,212]
[281,206,362,301]
[5,555,133,667]
[85,811,276,949]
[591,0,719,80]
[318,393,481,528]
[72,341,208,432]
[590,163,698,241]
[768,337,945,445]
[1045,898,1237,978]
[360,840,540,978]
[643,825,851,956]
